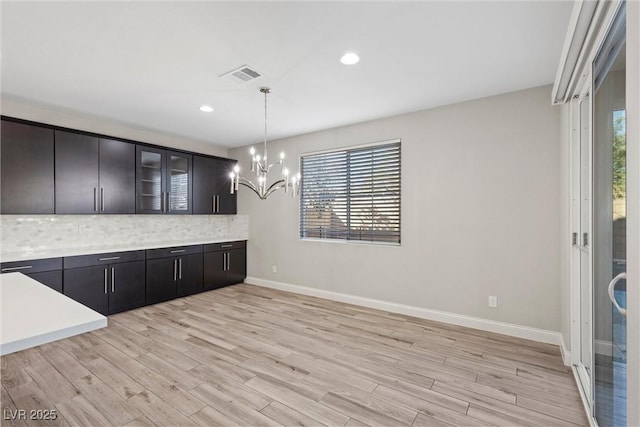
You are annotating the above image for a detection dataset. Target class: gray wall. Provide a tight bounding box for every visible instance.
[231,84,562,332]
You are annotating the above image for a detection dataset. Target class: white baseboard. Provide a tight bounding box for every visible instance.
[245,276,563,347]
[559,333,572,366]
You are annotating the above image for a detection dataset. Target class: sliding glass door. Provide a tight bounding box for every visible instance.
[593,7,627,424]
[572,4,627,426]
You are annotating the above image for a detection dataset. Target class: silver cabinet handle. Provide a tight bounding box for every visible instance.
[161,191,165,213]
[101,187,105,212]
[166,192,170,213]
[212,195,215,213]
[221,244,233,248]
[94,187,98,212]
[178,258,182,280]
[217,195,220,212]
[170,249,185,253]
[223,252,227,271]
[99,256,120,261]
[111,267,115,292]
[226,252,230,271]
[104,268,108,294]
[173,259,177,281]
[1,265,33,272]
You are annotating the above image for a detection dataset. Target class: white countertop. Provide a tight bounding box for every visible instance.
[0,237,248,263]
[0,273,107,355]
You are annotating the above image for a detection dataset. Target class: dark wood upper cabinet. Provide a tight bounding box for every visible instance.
[99,138,135,214]
[55,130,100,214]
[193,155,237,214]
[136,146,192,214]
[1,120,55,214]
[55,131,135,214]
[1,117,237,216]
[215,158,238,214]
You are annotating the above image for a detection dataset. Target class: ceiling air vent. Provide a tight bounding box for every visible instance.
[220,65,262,84]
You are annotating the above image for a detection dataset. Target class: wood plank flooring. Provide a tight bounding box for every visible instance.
[1,284,588,426]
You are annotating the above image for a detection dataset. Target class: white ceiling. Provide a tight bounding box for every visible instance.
[1,1,573,148]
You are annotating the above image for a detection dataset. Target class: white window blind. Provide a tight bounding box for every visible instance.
[300,141,401,244]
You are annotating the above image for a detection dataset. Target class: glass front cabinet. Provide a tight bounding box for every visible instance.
[136,146,192,214]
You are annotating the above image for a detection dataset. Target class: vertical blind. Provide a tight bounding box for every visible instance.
[300,141,401,244]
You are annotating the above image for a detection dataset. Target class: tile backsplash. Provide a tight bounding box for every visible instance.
[0,214,249,257]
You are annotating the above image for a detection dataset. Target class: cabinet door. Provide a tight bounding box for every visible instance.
[177,253,203,296]
[203,251,227,290]
[136,146,166,214]
[108,261,145,314]
[64,265,109,315]
[146,257,177,303]
[214,158,237,214]
[55,130,100,214]
[27,271,62,293]
[166,151,192,214]
[1,120,55,214]
[226,248,246,284]
[192,155,216,214]
[99,138,135,214]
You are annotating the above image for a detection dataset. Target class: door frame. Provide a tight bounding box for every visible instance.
[569,78,593,406]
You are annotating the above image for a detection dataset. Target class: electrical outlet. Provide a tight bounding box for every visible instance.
[488,296,498,308]
[272,264,277,273]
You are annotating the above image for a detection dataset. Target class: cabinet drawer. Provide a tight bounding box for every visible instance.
[146,244,203,260]
[203,241,246,252]
[1,257,62,274]
[64,250,145,269]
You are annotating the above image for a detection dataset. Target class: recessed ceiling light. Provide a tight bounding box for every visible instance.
[340,52,360,65]
[199,105,214,113]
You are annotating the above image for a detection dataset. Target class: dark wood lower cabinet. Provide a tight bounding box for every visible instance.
[177,253,203,297]
[146,257,178,304]
[146,250,203,303]
[63,260,145,315]
[26,271,63,293]
[2,241,246,316]
[63,265,109,314]
[203,251,227,290]
[227,248,246,285]
[108,261,146,313]
[1,258,63,293]
[203,241,246,290]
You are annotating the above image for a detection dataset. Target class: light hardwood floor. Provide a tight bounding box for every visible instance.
[1,284,588,427]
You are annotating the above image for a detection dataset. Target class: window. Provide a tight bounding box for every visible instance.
[300,140,401,244]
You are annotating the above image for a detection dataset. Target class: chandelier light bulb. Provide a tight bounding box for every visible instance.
[280,152,285,159]
[234,165,240,173]
[283,168,289,176]
[250,147,256,155]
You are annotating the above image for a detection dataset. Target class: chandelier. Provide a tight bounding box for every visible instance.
[229,87,300,199]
